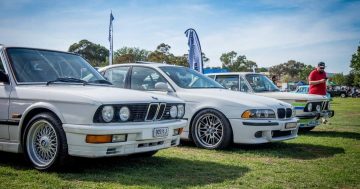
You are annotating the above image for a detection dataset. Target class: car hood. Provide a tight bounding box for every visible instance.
[254,92,328,102]
[15,85,183,105]
[180,88,291,109]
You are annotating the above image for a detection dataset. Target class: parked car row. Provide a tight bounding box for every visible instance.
[0,46,332,170]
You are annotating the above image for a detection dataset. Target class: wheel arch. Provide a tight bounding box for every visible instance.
[19,102,65,147]
[188,107,233,141]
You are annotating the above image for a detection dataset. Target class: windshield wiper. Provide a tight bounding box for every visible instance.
[46,77,88,86]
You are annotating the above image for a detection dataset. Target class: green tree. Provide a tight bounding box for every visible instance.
[299,65,315,82]
[269,64,285,79]
[220,51,257,72]
[68,39,109,67]
[256,67,268,73]
[147,43,207,67]
[113,47,150,64]
[350,43,360,86]
[331,73,346,86]
[148,43,172,63]
[269,60,309,82]
[169,54,188,67]
[156,43,171,55]
[345,73,355,86]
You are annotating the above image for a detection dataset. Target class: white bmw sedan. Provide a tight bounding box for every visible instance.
[99,63,299,150]
[0,47,186,170]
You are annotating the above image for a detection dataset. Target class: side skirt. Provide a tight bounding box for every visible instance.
[0,141,21,153]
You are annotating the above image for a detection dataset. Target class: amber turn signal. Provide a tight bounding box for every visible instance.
[241,110,252,119]
[86,135,112,143]
[173,128,184,136]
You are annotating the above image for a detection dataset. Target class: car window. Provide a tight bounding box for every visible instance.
[6,48,106,84]
[245,74,280,92]
[215,75,239,91]
[130,67,169,91]
[104,67,129,88]
[160,66,223,89]
[240,76,249,92]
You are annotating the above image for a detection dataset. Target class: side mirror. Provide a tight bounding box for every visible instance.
[0,71,9,84]
[155,82,172,92]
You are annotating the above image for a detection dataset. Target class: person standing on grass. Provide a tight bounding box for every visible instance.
[308,62,327,96]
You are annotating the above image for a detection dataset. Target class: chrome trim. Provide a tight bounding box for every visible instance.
[145,103,167,121]
[156,103,166,120]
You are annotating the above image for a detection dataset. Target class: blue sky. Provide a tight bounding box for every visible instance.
[1,0,359,73]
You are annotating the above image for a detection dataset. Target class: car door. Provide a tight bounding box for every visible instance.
[0,52,11,140]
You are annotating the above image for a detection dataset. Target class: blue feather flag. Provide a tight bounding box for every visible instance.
[185,28,203,73]
[109,12,114,65]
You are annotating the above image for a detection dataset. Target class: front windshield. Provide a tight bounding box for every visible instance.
[6,48,107,84]
[159,66,224,89]
[245,74,280,92]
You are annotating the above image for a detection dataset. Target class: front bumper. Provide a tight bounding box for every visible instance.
[229,118,299,144]
[62,119,187,158]
[297,110,334,128]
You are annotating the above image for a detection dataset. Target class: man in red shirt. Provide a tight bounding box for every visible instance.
[308,62,327,95]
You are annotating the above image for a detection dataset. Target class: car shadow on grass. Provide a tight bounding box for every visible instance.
[301,130,360,140]
[0,152,249,188]
[180,141,344,160]
[228,142,345,160]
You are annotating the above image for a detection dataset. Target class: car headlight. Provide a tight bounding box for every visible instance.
[119,106,130,121]
[307,103,312,112]
[102,106,114,122]
[170,105,178,118]
[316,105,321,112]
[177,104,185,118]
[241,109,276,119]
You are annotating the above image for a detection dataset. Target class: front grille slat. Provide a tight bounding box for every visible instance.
[277,108,285,119]
[285,108,292,118]
[128,104,148,122]
[156,103,166,120]
[146,103,159,121]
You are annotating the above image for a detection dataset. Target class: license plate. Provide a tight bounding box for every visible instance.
[285,122,298,129]
[153,127,169,138]
[309,120,319,126]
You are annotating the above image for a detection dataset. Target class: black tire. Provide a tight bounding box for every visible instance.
[190,109,232,149]
[299,126,316,132]
[23,113,68,171]
[340,93,346,98]
[130,150,158,158]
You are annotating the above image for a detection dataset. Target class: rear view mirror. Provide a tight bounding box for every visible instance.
[0,71,9,83]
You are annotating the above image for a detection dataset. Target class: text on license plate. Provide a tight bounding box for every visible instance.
[285,122,298,129]
[153,127,169,138]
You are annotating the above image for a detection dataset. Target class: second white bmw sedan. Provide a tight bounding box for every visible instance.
[99,63,299,149]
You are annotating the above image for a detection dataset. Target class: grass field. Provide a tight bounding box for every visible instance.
[0,98,359,189]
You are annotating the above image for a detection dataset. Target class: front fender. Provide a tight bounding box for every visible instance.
[18,102,66,141]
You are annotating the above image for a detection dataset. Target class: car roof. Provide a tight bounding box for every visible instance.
[0,45,77,55]
[100,61,183,70]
